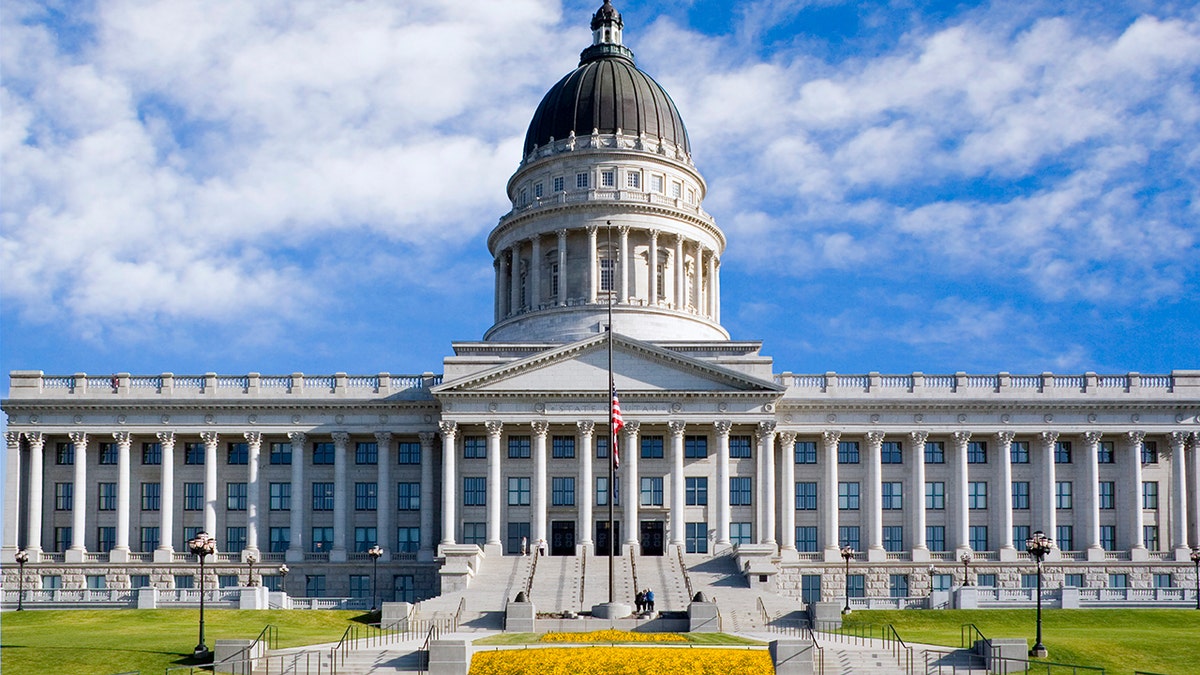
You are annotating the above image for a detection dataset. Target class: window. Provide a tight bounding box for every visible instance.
[927,526,946,552]
[140,527,159,552]
[1100,525,1116,551]
[87,575,108,590]
[596,477,618,505]
[847,574,865,598]
[218,574,239,588]
[99,442,118,465]
[926,482,945,510]
[269,527,290,553]
[883,526,904,552]
[1097,441,1114,463]
[838,482,860,510]
[463,523,486,545]
[933,574,954,592]
[601,169,615,187]
[969,525,988,551]
[882,482,903,510]
[650,174,664,193]
[838,441,860,464]
[182,527,201,548]
[552,477,576,506]
[729,435,752,459]
[227,442,248,465]
[839,526,860,551]
[1064,573,1084,588]
[226,483,247,511]
[397,483,421,511]
[97,527,115,551]
[881,441,902,464]
[1011,441,1030,464]
[312,483,335,511]
[599,256,614,292]
[226,527,246,552]
[184,443,204,465]
[596,437,610,459]
[184,483,203,510]
[640,477,663,506]
[97,483,117,511]
[729,477,752,506]
[1013,525,1031,547]
[969,482,987,510]
[508,477,531,506]
[311,527,334,553]
[464,436,486,459]
[349,574,371,599]
[889,575,909,598]
[55,483,73,510]
[686,477,707,506]
[508,436,531,459]
[795,482,818,510]
[518,187,527,206]
[967,441,987,464]
[354,527,377,552]
[1109,573,1128,588]
[1154,573,1173,588]
[1056,481,1072,509]
[313,442,334,465]
[977,573,997,587]
[1144,525,1159,549]
[730,522,753,545]
[924,441,945,463]
[553,176,564,192]
[1013,482,1030,510]
[1099,482,1115,509]
[142,442,162,465]
[577,172,589,189]
[56,442,74,465]
[551,436,575,459]
[794,440,817,464]
[1056,525,1074,551]
[1055,441,1072,464]
[354,482,378,511]
[641,436,664,459]
[671,181,682,198]
[1142,441,1158,464]
[507,522,531,555]
[54,527,71,552]
[463,477,486,506]
[270,442,292,465]
[685,435,708,459]
[396,527,420,553]
[305,575,326,597]
[394,574,416,602]
[685,522,708,553]
[534,181,544,199]
[1143,481,1159,509]
[797,527,818,552]
[398,441,421,464]
[625,171,641,189]
[130,574,151,589]
[270,483,291,510]
[355,442,378,465]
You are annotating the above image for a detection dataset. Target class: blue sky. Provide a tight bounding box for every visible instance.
[2,0,1198,385]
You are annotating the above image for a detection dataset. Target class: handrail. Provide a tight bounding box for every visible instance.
[419,621,444,674]
[525,551,539,596]
[676,545,695,601]
[453,596,467,628]
[960,622,988,650]
[756,596,772,626]
[882,624,913,675]
[578,549,587,612]
[924,647,1105,674]
[330,624,356,669]
[629,551,640,603]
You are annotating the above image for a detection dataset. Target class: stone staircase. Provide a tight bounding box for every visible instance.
[630,549,690,611]
[412,552,532,630]
[528,553,583,613]
[580,551,635,609]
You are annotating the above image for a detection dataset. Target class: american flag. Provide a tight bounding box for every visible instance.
[611,390,623,469]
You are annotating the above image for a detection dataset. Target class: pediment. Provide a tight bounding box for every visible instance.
[433,334,783,397]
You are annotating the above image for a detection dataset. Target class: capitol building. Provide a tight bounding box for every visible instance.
[4,1,1199,608]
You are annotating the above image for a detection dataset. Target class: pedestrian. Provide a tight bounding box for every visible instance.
[521,536,528,556]
[646,588,655,613]
[635,589,644,613]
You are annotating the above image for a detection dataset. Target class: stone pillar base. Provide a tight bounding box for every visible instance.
[591,601,631,620]
[1130,546,1149,561]
[998,546,1018,562]
[1086,546,1106,562]
[65,548,86,563]
[1174,546,1193,562]
[866,547,886,562]
[910,547,931,562]
[154,547,176,563]
[109,547,131,563]
[285,549,303,563]
[329,547,347,563]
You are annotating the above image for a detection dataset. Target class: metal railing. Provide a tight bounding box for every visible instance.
[676,545,694,601]
[883,624,914,674]
[923,647,1105,674]
[960,623,988,650]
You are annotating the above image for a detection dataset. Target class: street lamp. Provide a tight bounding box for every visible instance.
[960,552,973,586]
[368,545,384,611]
[1190,547,1200,611]
[1025,530,1054,658]
[245,553,258,587]
[278,564,289,595]
[840,545,856,615]
[14,550,29,611]
[188,531,216,660]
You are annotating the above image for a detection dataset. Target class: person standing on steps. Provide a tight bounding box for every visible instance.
[635,589,645,613]
[646,588,655,613]
[521,536,528,556]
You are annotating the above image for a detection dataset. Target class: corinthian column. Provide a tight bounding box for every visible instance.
[821,430,841,561]
[530,235,542,309]
[1167,431,1190,559]
[4,432,23,556]
[557,229,568,305]
[618,226,630,302]
[648,230,660,304]
[439,422,458,549]
[1038,431,1059,559]
[376,432,392,560]
[419,431,436,560]
[1081,431,1104,560]
[111,431,133,561]
[67,432,89,562]
[286,431,306,561]
[910,431,929,560]
[714,421,732,550]
[587,226,599,304]
[485,422,503,550]
[156,432,177,562]
[244,431,262,558]
[674,234,685,309]
[622,420,641,549]
[865,430,885,561]
[669,421,686,547]
[952,431,971,554]
[995,431,1017,560]
[532,420,550,551]
[758,421,777,546]
[1126,431,1147,557]
[778,431,798,557]
[331,432,349,561]
[201,431,219,540]
[578,421,595,552]
[24,432,46,555]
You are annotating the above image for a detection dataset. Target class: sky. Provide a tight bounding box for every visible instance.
[2,0,1199,387]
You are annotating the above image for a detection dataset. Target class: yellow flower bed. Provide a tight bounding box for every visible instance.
[540,629,688,643]
[470,646,773,675]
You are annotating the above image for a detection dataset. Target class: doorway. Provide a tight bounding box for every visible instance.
[595,521,621,556]
[551,521,576,556]
[640,521,664,556]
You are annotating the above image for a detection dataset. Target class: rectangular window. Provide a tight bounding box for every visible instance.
[671,181,683,199]
[969,482,987,510]
[182,527,201,548]
[55,483,72,510]
[838,482,860,510]
[553,176,564,192]
[640,477,664,506]
[1011,441,1030,464]
[1020,574,1038,589]
[552,477,576,506]
[730,522,753,545]
[883,526,904,552]
[97,526,115,551]
[218,574,239,589]
[1143,481,1159,509]
[881,441,903,464]
[1064,573,1084,588]
[142,442,162,465]
[794,440,817,464]
[184,443,205,465]
[1099,482,1115,509]
[1056,481,1073,509]
[641,435,664,459]
[87,575,108,590]
[354,482,378,511]
[226,482,247,511]
[686,477,708,506]
[601,169,615,187]
[270,482,291,510]
[577,172,589,189]
[1144,525,1159,549]
[226,527,246,552]
[596,437,609,459]
[311,483,335,511]
[270,442,292,465]
[1154,573,1173,588]
[463,477,486,506]
[625,171,641,189]
[847,574,865,599]
[927,525,946,552]
[534,181,544,198]
[349,574,371,599]
[183,483,203,511]
[312,442,334,465]
[463,523,486,546]
[1056,525,1074,551]
[305,575,325,597]
[1055,441,1072,464]
[1013,482,1030,510]
[354,527,377,552]
[882,482,903,510]
[889,574,909,598]
[99,442,118,465]
[729,477,752,506]
[596,476,618,506]
[508,477,531,506]
[650,174,664,193]
[838,441,860,464]
[396,527,420,553]
[508,436,531,459]
[1142,441,1159,464]
[311,527,334,553]
[839,526,860,551]
[967,441,987,464]
[130,574,151,589]
[685,435,708,459]
[1097,441,1114,464]
[795,482,818,510]
[977,573,997,588]
[552,436,575,459]
[269,527,290,553]
[925,441,945,464]
[1013,525,1031,548]
[139,527,159,552]
[54,527,71,552]
[394,574,416,602]
[969,525,988,551]
[397,483,421,511]
[355,442,378,465]
[796,526,818,553]
[398,441,421,464]
[926,482,945,510]
[1100,525,1116,551]
[1109,573,1128,588]
[56,442,74,465]
[729,435,752,459]
[685,522,708,554]
[463,436,486,459]
[227,442,248,465]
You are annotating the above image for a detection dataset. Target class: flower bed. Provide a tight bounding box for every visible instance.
[470,646,773,675]
[540,629,687,643]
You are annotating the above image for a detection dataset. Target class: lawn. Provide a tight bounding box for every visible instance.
[844,609,1200,675]
[0,609,368,675]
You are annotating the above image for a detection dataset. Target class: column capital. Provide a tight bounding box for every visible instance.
[419,431,437,445]
[157,431,176,447]
[243,431,262,446]
[587,224,598,235]
[994,430,1016,445]
[909,429,929,446]
[621,419,641,439]
[821,429,841,448]
[200,431,219,446]
[5,431,20,448]
[1081,430,1103,447]
[1166,430,1189,455]
[648,229,660,243]
[713,420,732,437]
[374,431,393,444]
[112,431,132,446]
[865,430,886,449]
[952,430,972,447]
[668,420,686,437]
[287,430,307,446]
[531,420,550,437]
[1039,430,1060,446]
[556,228,567,240]
[778,430,797,446]
[23,431,45,450]
[69,431,88,445]
[438,421,457,438]
[1127,430,1146,446]
[756,420,777,439]
[485,420,504,438]
[576,420,595,436]
[331,431,350,446]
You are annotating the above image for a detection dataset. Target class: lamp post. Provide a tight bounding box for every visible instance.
[246,553,258,587]
[188,531,216,660]
[960,552,973,586]
[14,550,29,611]
[1025,530,1054,658]
[1190,547,1200,611]
[840,545,856,615]
[368,545,384,611]
[278,564,289,595]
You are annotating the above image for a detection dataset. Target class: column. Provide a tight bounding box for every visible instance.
[1037,431,1058,556]
[4,432,23,555]
[201,431,219,539]
[509,246,521,314]
[705,249,716,318]
[587,226,599,304]
[557,229,568,305]
[778,431,797,555]
[419,431,436,559]
[821,430,841,560]
[67,432,88,560]
[909,431,929,558]
[532,421,549,550]
[618,226,630,302]
[865,431,885,560]
[1081,431,1104,559]
[485,422,503,549]
[25,432,46,554]
[714,421,732,548]
[669,421,686,547]
[439,422,458,547]
[674,234,685,309]
[691,241,702,311]
[578,421,595,551]
[758,421,777,546]
[952,431,971,553]
[622,420,641,548]
[330,432,349,560]
[995,431,1016,559]
[713,256,721,322]
[499,254,511,318]
[1191,432,1200,549]
[647,230,659,304]
[286,431,306,561]
[494,257,503,324]
[1167,430,1189,558]
[1126,431,1147,556]
[376,432,392,560]
[530,235,542,310]
[244,432,262,557]
[112,431,133,560]
[157,432,176,561]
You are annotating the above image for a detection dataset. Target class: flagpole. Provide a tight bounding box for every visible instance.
[606,221,616,606]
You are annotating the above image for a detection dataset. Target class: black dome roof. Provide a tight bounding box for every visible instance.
[522,49,690,156]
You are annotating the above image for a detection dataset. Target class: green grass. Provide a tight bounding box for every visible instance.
[472,632,762,646]
[0,609,370,675]
[843,609,1200,675]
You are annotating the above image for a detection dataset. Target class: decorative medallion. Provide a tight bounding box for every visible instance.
[1044,413,1054,423]
[1176,413,1186,423]
[444,403,453,412]
[534,402,546,414]
[1087,413,1097,423]
[914,414,924,423]
[291,414,301,424]
[826,413,837,423]
[717,402,728,412]
[488,402,498,412]
[204,414,215,424]
[29,414,39,424]
[784,414,793,423]
[161,414,171,424]
[870,414,880,423]
[671,402,683,413]
[1131,413,1140,423]
[957,414,967,423]
[423,414,433,424]
[1001,413,1011,424]
[335,414,345,424]
[764,403,775,413]
[379,414,389,424]
[117,414,127,425]
[248,414,258,425]
[73,414,82,424]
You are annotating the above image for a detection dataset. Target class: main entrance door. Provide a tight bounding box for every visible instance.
[550,521,576,556]
[640,521,664,556]
[595,521,621,556]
